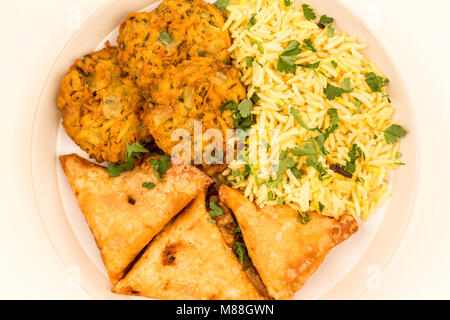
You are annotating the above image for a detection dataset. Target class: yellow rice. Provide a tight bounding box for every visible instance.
[221,0,404,220]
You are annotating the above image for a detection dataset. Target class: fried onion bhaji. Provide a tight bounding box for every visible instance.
[141,57,246,172]
[58,46,151,163]
[117,0,231,95]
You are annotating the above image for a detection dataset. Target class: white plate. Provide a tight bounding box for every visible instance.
[32,0,420,299]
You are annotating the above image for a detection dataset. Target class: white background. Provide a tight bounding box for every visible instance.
[0,0,449,299]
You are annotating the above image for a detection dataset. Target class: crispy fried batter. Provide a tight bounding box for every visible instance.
[58,46,151,163]
[113,191,264,300]
[59,154,212,284]
[141,57,246,168]
[117,0,231,95]
[219,185,359,300]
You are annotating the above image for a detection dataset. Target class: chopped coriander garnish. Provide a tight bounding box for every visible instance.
[319,202,325,212]
[252,39,264,54]
[264,176,283,188]
[277,152,295,176]
[213,0,230,11]
[327,108,340,125]
[340,78,354,93]
[107,141,149,178]
[142,182,156,189]
[246,56,255,67]
[302,4,316,21]
[290,107,322,133]
[290,167,302,179]
[396,151,402,159]
[302,39,317,52]
[344,144,363,175]
[233,241,250,263]
[278,197,285,206]
[251,93,260,104]
[207,217,217,224]
[291,143,317,156]
[246,14,256,30]
[208,200,225,217]
[219,99,254,130]
[277,40,301,73]
[158,30,172,45]
[318,15,335,37]
[298,61,320,70]
[149,155,171,182]
[365,72,389,93]
[238,99,253,118]
[306,155,328,180]
[297,212,311,225]
[284,0,293,6]
[331,60,338,68]
[268,191,274,200]
[383,124,407,144]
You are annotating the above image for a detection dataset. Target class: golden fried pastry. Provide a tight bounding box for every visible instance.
[117,0,231,95]
[59,154,212,284]
[219,185,359,300]
[58,46,151,163]
[113,190,264,300]
[141,57,246,166]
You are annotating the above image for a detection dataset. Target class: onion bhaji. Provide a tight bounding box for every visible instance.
[58,46,151,163]
[141,57,246,167]
[117,0,231,95]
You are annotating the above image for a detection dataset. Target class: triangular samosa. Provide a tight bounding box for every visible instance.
[59,154,212,284]
[219,185,358,300]
[112,191,264,300]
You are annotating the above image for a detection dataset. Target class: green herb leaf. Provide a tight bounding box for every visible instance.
[284,0,293,6]
[324,83,346,100]
[365,72,389,93]
[327,108,340,125]
[318,15,335,38]
[297,212,311,224]
[251,93,260,104]
[302,39,317,52]
[213,0,230,11]
[306,155,328,180]
[319,202,325,212]
[318,15,334,27]
[142,182,156,189]
[278,155,295,176]
[298,61,320,69]
[246,56,255,67]
[252,39,264,54]
[149,155,171,181]
[233,241,250,263]
[264,176,283,188]
[207,217,217,224]
[331,60,338,68]
[340,78,353,92]
[290,107,322,132]
[238,99,253,118]
[302,4,316,21]
[278,196,285,206]
[277,40,301,73]
[158,30,172,45]
[290,167,302,179]
[107,141,149,178]
[343,144,363,175]
[219,100,238,111]
[209,200,225,217]
[291,143,317,156]
[268,191,274,200]
[383,124,407,144]
[246,14,256,30]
